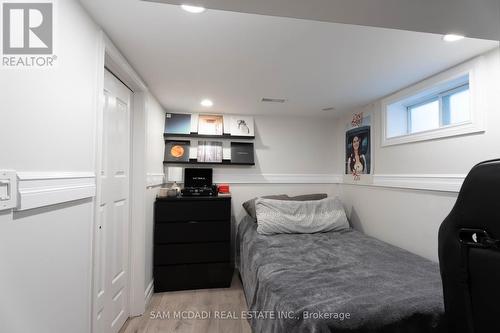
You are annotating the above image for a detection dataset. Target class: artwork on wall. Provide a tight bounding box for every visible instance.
[164,113,192,134]
[231,142,254,164]
[345,112,372,182]
[165,140,190,162]
[163,112,256,166]
[198,115,224,135]
[197,141,223,163]
[230,116,254,137]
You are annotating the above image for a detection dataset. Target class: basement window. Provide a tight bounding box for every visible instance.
[382,67,484,146]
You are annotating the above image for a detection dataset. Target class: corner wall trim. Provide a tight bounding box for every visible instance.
[372,174,466,192]
[213,173,342,184]
[145,280,154,307]
[16,172,96,211]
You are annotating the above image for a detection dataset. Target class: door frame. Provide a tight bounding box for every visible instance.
[92,31,148,332]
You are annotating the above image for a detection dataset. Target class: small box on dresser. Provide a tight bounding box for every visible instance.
[154,196,233,292]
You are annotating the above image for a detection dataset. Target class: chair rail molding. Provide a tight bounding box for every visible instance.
[372,174,466,192]
[16,172,96,211]
[213,173,343,184]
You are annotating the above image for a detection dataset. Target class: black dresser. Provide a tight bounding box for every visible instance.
[154,196,233,292]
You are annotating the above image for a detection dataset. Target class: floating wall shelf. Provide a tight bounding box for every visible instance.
[164,133,255,140]
[163,159,255,166]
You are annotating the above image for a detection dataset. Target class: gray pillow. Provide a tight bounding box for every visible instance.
[256,197,349,235]
[287,193,328,201]
[242,193,329,220]
[242,194,289,220]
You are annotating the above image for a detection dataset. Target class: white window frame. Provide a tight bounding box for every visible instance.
[381,59,484,147]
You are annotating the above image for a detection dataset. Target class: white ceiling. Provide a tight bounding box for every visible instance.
[80,0,498,117]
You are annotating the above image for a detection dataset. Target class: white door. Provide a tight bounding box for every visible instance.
[93,69,132,333]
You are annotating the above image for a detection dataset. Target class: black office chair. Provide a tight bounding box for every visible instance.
[439,159,500,333]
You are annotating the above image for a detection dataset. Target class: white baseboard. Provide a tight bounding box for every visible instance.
[16,172,96,211]
[145,280,154,307]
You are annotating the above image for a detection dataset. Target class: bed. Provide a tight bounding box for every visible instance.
[237,215,445,333]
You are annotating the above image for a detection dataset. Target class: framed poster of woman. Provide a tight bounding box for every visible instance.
[343,111,373,184]
[345,126,371,175]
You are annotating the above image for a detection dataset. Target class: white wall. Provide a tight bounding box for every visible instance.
[237,115,337,174]
[144,94,166,293]
[341,185,457,261]
[0,1,99,171]
[333,47,500,261]
[0,1,100,332]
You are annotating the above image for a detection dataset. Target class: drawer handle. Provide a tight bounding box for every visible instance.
[187,221,199,224]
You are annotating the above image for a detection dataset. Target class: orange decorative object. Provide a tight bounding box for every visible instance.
[170,145,185,158]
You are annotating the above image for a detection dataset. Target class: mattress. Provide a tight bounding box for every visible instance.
[237,216,445,333]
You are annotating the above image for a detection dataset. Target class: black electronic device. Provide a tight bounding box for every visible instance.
[181,185,217,197]
[182,168,216,196]
[184,168,213,188]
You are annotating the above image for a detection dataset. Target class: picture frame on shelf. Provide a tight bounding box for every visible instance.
[230,142,254,164]
[230,116,254,137]
[197,140,223,163]
[198,114,224,135]
[164,113,192,135]
[165,140,190,162]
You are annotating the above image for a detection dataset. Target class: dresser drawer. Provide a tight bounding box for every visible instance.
[154,242,229,265]
[155,221,229,244]
[155,200,230,222]
[154,263,233,292]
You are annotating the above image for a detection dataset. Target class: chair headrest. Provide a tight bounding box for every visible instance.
[451,159,500,237]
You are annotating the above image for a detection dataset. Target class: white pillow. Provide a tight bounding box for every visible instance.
[255,197,349,235]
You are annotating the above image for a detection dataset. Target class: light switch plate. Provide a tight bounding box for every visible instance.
[0,170,17,210]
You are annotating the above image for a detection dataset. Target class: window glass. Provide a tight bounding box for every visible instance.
[442,87,470,126]
[409,100,440,133]
[387,105,408,138]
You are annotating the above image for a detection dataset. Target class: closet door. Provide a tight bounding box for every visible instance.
[93,69,131,333]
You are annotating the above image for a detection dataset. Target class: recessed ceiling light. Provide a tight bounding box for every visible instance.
[443,34,465,42]
[181,5,206,13]
[200,99,213,107]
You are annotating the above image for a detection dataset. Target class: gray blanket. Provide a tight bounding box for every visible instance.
[237,216,445,333]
